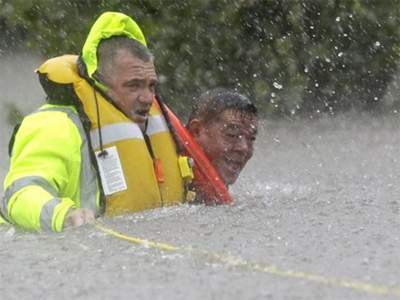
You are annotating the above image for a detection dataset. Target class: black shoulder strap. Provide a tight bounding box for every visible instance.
[8,123,21,157]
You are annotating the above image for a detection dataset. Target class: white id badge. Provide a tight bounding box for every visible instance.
[95,146,127,196]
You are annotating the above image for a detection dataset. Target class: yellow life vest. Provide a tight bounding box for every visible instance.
[37,55,186,215]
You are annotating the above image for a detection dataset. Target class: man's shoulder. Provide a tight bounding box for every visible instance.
[24,104,78,123]
[19,105,81,138]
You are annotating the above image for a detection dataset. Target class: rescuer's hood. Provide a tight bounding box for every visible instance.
[80,11,147,91]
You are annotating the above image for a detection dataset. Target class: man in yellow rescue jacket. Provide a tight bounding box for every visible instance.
[1,12,191,232]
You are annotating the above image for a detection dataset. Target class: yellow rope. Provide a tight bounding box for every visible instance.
[95,222,400,298]
[95,223,179,251]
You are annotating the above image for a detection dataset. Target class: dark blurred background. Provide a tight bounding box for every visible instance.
[0,0,399,119]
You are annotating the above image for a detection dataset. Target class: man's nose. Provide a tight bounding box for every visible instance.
[139,88,154,105]
[234,135,252,154]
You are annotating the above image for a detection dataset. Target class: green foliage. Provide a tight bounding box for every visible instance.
[1,0,399,116]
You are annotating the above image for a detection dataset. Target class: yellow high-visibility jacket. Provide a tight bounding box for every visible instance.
[2,104,101,232]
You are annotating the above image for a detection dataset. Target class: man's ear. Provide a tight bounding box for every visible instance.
[187,118,202,137]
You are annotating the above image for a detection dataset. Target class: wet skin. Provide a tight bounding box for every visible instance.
[189,109,258,185]
[105,49,158,128]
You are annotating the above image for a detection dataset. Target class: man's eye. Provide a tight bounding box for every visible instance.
[224,132,238,138]
[125,81,141,89]
[128,83,140,88]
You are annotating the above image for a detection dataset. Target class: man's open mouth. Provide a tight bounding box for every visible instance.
[225,158,243,172]
[136,109,149,117]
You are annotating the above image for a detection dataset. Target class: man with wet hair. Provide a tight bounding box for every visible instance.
[187,88,258,186]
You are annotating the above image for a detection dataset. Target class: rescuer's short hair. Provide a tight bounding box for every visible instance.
[95,36,153,83]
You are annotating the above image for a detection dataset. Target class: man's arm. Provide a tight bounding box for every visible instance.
[2,109,85,232]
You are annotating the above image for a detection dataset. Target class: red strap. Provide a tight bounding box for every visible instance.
[154,158,165,183]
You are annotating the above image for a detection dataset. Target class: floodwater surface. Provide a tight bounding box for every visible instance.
[0,53,399,299]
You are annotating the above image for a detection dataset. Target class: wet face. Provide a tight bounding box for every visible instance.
[105,49,158,127]
[190,109,258,185]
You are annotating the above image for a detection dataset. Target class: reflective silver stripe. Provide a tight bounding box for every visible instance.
[90,122,143,150]
[1,176,58,219]
[34,107,99,213]
[40,197,61,231]
[89,115,169,150]
[146,115,168,136]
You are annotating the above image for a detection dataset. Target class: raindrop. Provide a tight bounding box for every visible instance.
[338,52,343,57]
[273,82,283,89]
[335,17,341,22]
[158,74,167,84]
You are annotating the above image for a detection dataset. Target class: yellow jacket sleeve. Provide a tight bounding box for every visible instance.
[3,107,83,232]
